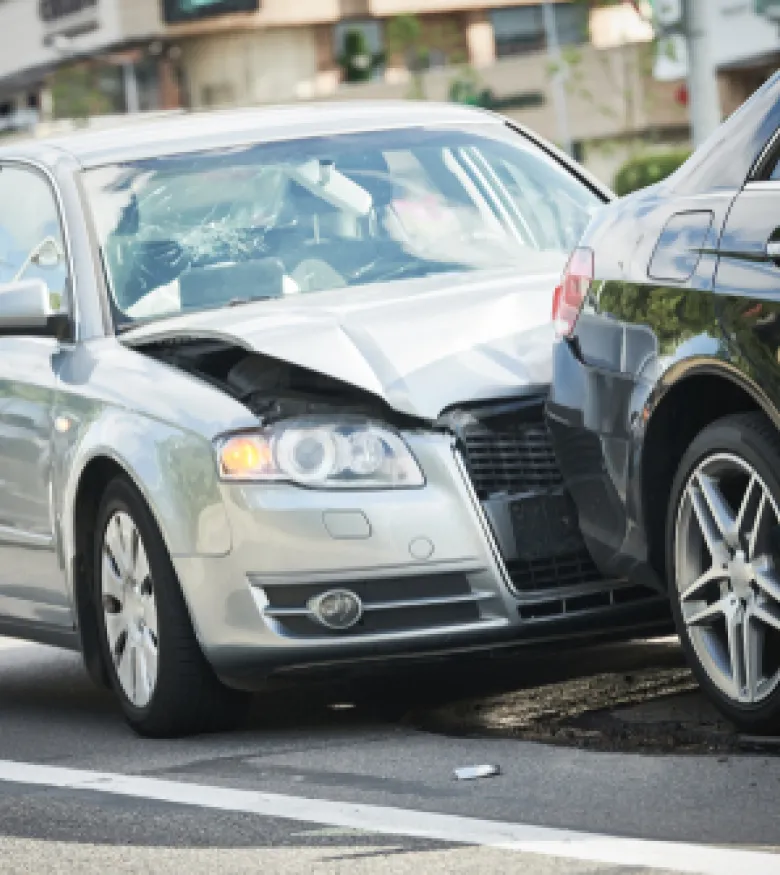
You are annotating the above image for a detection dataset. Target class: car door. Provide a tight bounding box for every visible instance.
[0,163,72,628]
[713,161,780,402]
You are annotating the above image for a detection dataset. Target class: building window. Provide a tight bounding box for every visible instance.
[554,2,589,46]
[490,3,588,58]
[491,6,545,57]
[162,0,259,24]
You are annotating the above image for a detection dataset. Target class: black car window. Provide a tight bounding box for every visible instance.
[0,164,69,313]
[648,211,713,283]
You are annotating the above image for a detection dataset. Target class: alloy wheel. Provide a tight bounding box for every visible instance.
[674,452,780,706]
[100,510,159,709]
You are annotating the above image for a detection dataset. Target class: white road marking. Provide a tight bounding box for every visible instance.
[0,638,37,651]
[0,760,776,875]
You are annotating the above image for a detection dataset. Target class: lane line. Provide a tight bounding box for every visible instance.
[0,759,776,875]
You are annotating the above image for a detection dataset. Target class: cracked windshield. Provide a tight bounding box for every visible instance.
[84,127,599,324]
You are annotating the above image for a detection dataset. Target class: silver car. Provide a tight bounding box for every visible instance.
[0,102,668,736]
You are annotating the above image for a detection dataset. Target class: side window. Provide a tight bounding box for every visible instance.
[0,165,69,312]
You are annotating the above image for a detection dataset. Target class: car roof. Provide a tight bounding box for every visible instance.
[1,101,502,169]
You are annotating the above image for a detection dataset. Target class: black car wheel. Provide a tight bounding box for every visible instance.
[667,413,780,732]
[94,476,250,737]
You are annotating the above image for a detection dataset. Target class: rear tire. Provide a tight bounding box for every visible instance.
[666,413,780,733]
[94,476,249,737]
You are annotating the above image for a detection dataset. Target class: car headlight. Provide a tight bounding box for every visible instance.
[215,419,424,489]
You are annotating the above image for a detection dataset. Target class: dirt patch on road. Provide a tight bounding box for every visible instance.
[410,664,778,755]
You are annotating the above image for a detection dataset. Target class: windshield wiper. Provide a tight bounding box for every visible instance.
[115,295,278,333]
[227,295,277,307]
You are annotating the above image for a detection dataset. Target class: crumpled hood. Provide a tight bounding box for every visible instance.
[121,268,560,421]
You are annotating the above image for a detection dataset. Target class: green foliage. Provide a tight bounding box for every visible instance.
[386,13,463,99]
[598,280,718,355]
[613,149,692,196]
[448,66,486,106]
[50,64,113,122]
[338,28,384,83]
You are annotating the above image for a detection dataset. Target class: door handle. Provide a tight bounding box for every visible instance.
[767,240,780,261]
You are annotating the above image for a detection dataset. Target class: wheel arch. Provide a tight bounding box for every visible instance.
[64,418,232,686]
[641,361,778,586]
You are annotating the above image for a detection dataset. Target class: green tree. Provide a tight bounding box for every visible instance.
[50,64,113,123]
[338,28,384,83]
[386,14,464,99]
[613,149,691,194]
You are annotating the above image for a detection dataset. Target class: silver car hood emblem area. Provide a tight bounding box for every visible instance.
[121,269,559,422]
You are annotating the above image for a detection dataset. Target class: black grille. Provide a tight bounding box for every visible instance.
[461,409,563,500]
[506,549,603,592]
[262,574,471,609]
[256,573,487,639]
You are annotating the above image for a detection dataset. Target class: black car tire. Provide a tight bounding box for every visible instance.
[666,412,780,733]
[94,476,250,738]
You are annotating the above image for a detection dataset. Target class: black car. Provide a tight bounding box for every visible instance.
[547,72,780,732]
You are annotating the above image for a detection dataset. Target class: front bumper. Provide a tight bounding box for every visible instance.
[174,413,669,689]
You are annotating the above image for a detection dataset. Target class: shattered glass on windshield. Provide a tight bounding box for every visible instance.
[83,125,601,326]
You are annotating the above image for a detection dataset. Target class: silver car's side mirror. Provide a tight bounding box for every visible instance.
[0,278,69,338]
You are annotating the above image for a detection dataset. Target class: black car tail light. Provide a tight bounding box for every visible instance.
[552,247,593,338]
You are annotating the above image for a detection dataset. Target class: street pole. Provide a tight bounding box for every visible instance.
[686,0,721,147]
[541,0,574,157]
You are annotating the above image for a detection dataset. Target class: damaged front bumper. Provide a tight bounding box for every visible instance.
[174,395,670,688]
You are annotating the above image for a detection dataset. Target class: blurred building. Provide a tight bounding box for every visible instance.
[0,1,593,117]
[0,0,689,180]
[710,0,780,115]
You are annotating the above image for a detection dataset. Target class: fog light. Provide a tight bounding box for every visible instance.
[307,589,363,631]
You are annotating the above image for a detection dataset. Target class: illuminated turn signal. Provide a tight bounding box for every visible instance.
[219,436,273,477]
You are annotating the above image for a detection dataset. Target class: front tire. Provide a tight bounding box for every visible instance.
[667,413,780,733]
[94,477,249,737]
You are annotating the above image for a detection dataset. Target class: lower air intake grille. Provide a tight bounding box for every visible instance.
[506,549,603,593]
[253,573,496,639]
[461,403,563,499]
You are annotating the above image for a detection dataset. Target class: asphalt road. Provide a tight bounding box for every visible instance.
[1,636,779,875]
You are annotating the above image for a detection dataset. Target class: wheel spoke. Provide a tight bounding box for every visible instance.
[680,566,728,603]
[141,629,158,698]
[136,644,152,705]
[128,524,141,579]
[747,493,768,560]
[743,607,764,703]
[753,558,780,603]
[753,601,780,632]
[101,552,124,603]
[115,641,134,698]
[695,473,739,548]
[135,546,151,596]
[686,595,730,627]
[103,520,127,578]
[725,603,746,699]
[734,474,757,535]
[688,483,729,564]
[104,610,127,653]
[143,594,158,639]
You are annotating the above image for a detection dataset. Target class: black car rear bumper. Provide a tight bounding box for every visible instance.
[546,339,667,596]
